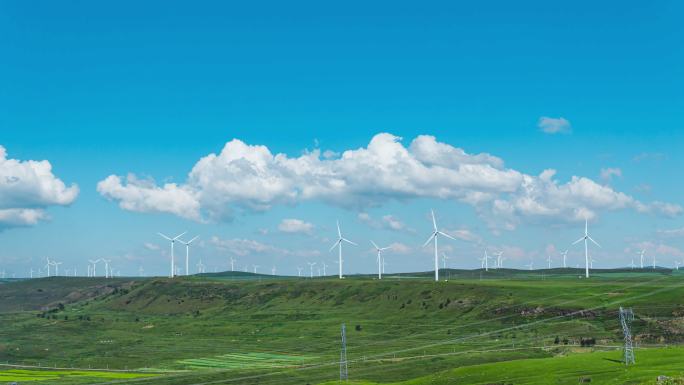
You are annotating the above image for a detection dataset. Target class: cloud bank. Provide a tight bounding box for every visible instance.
[0,146,79,229]
[97,133,680,230]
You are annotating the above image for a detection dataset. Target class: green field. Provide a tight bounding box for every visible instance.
[1,269,684,384]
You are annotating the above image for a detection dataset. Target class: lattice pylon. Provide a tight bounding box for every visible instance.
[619,306,635,365]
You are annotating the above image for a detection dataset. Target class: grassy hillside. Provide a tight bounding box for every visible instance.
[1,269,683,384]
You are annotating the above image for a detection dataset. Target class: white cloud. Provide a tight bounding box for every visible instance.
[96,133,680,230]
[0,146,79,229]
[630,241,684,258]
[382,215,405,231]
[210,236,320,258]
[388,242,412,254]
[97,174,200,221]
[600,167,622,182]
[658,228,684,238]
[538,117,571,134]
[444,228,482,243]
[143,242,160,251]
[278,218,314,235]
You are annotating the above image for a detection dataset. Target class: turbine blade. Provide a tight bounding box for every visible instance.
[329,240,340,252]
[438,231,457,241]
[337,221,341,238]
[422,233,436,248]
[572,237,584,245]
[588,236,601,248]
[342,238,357,246]
[370,240,379,250]
[158,232,172,241]
[188,236,199,244]
[173,231,187,240]
[431,210,437,231]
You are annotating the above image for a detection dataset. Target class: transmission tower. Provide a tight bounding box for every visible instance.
[619,306,635,365]
[340,323,348,381]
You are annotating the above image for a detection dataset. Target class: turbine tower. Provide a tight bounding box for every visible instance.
[546,255,552,269]
[229,257,236,272]
[307,262,316,278]
[158,232,186,278]
[297,267,302,277]
[639,249,645,269]
[561,250,568,268]
[495,251,503,268]
[330,221,356,279]
[572,218,601,278]
[422,209,457,281]
[178,236,199,276]
[371,241,390,280]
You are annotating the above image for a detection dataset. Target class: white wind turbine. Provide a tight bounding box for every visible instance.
[158,232,186,278]
[29,268,34,279]
[371,241,391,280]
[178,236,199,276]
[196,259,206,274]
[330,221,356,279]
[321,262,327,276]
[482,250,491,271]
[629,258,636,269]
[572,218,601,278]
[139,266,145,277]
[307,262,316,278]
[88,259,100,277]
[102,259,111,278]
[252,265,259,274]
[230,257,236,272]
[546,255,553,269]
[495,251,504,268]
[52,260,62,276]
[675,261,681,271]
[561,250,568,268]
[45,258,52,277]
[639,249,645,269]
[526,259,534,271]
[441,253,450,269]
[271,266,276,276]
[422,210,457,281]
[297,267,303,277]
[652,255,656,270]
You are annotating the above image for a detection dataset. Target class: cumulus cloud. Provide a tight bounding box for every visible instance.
[143,242,160,251]
[278,218,314,235]
[444,228,482,243]
[96,133,680,230]
[0,146,79,229]
[538,117,571,134]
[658,228,684,238]
[600,167,622,182]
[388,242,413,254]
[382,215,405,231]
[210,236,320,258]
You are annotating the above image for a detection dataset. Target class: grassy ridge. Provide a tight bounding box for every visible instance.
[0,270,683,384]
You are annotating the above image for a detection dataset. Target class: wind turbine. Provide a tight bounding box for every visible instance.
[572,218,601,278]
[178,236,199,276]
[139,266,145,277]
[252,265,259,274]
[45,258,52,277]
[675,261,681,271]
[546,255,553,269]
[29,268,34,279]
[441,252,450,269]
[321,262,327,276]
[158,231,186,278]
[330,221,356,279]
[229,257,236,272]
[297,267,303,277]
[371,241,390,280]
[271,266,276,275]
[52,260,62,276]
[102,259,111,278]
[495,252,504,268]
[307,262,316,278]
[561,250,568,268]
[639,249,645,269]
[652,255,656,270]
[482,250,490,271]
[629,258,636,269]
[196,259,206,274]
[526,259,534,271]
[88,259,100,277]
[422,209,457,281]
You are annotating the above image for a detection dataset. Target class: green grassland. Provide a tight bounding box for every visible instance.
[1,268,684,384]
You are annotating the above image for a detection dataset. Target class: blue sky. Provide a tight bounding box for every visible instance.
[1,1,683,277]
